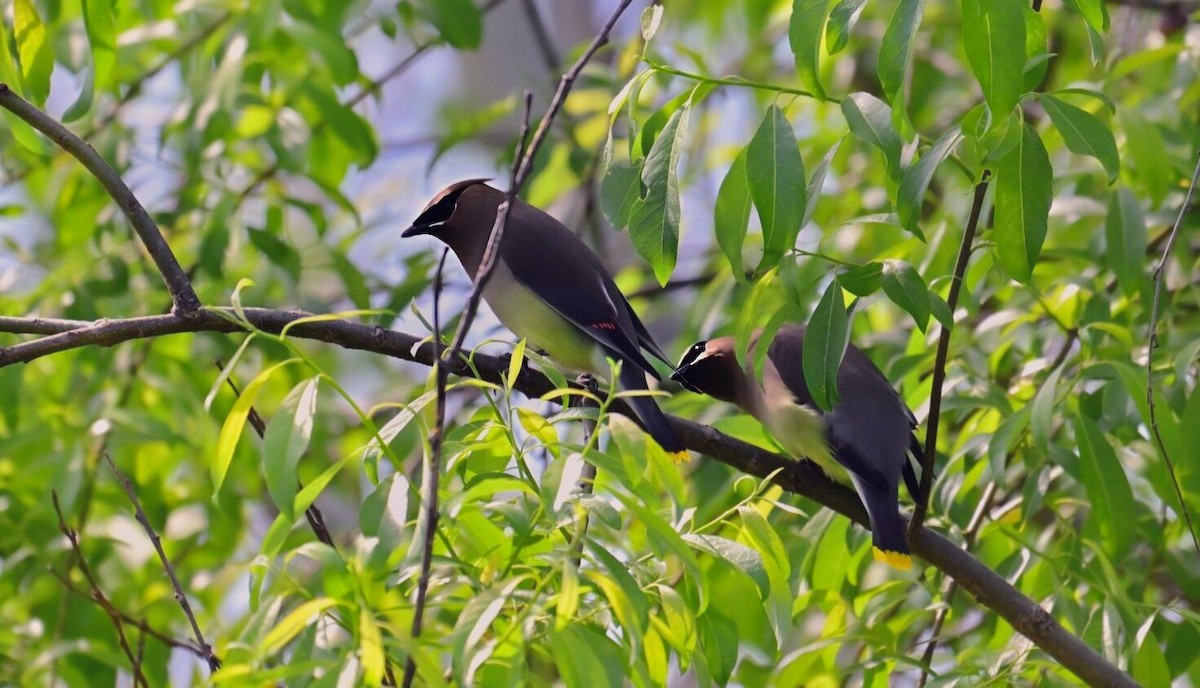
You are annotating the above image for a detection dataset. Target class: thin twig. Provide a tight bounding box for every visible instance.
[569,374,600,568]
[132,619,149,685]
[50,492,149,687]
[1145,149,1200,556]
[909,170,991,539]
[0,310,1137,686]
[213,360,335,548]
[102,454,221,672]
[520,0,562,72]
[0,86,200,314]
[401,248,451,688]
[915,481,998,687]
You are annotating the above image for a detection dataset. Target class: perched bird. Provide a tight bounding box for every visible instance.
[671,325,923,569]
[403,179,687,460]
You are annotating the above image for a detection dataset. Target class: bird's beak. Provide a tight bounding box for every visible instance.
[401,223,433,238]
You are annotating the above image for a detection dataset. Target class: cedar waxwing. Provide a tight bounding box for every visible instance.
[671,325,923,569]
[403,179,687,460]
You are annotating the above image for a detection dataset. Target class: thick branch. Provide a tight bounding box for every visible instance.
[0,86,200,315]
[0,309,1138,687]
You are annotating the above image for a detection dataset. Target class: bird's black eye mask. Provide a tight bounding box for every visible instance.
[670,342,709,392]
[409,186,468,231]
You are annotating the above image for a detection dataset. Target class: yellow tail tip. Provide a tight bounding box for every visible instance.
[668,450,691,464]
[873,547,912,570]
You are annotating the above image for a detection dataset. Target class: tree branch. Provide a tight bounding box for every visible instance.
[909,170,991,538]
[0,85,201,315]
[103,454,221,673]
[0,308,1137,687]
[1145,149,1200,556]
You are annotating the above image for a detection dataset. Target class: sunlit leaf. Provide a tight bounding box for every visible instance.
[747,105,807,271]
[993,122,1052,283]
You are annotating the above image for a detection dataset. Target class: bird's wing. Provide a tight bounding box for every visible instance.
[765,326,910,492]
[500,201,662,378]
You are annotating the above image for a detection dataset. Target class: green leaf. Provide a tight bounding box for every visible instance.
[330,250,371,309]
[630,105,690,285]
[247,227,302,282]
[641,4,664,41]
[1105,187,1148,299]
[1073,414,1135,559]
[600,161,642,229]
[825,0,866,56]
[262,598,338,654]
[881,260,930,332]
[993,122,1052,283]
[549,624,625,688]
[683,533,770,598]
[213,359,298,498]
[838,262,883,296]
[418,0,482,49]
[1030,365,1063,451]
[13,0,53,104]
[1039,95,1119,183]
[962,0,1026,126]
[82,0,116,89]
[803,281,849,411]
[1022,4,1049,91]
[841,93,902,181]
[789,0,829,100]
[803,139,841,228]
[897,126,960,238]
[263,378,319,521]
[747,105,807,271]
[1121,111,1170,208]
[1063,0,1109,33]
[359,608,385,686]
[301,83,378,167]
[714,149,752,281]
[1132,619,1171,687]
[878,0,924,114]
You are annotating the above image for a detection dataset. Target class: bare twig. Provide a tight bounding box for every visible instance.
[520,0,562,72]
[102,454,221,672]
[1145,149,1200,556]
[915,481,998,687]
[213,360,335,548]
[909,170,991,539]
[401,248,451,688]
[0,86,200,314]
[569,374,600,568]
[0,309,1137,687]
[50,492,149,687]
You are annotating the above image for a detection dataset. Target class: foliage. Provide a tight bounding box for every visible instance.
[0,0,1198,686]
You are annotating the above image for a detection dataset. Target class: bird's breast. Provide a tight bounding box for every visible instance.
[483,264,605,375]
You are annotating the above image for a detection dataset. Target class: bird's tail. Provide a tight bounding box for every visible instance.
[618,364,689,463]
[852,477,912,570]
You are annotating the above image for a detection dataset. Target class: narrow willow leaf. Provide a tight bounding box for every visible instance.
[803,139,841,228]
[1064,0,1109,33]
[1023,4,1049,92]
[641,4,664,41]
[600,161,642,229]
[420,0,482,48]
[550,625,626,688]
[1121,111,1170,208]
[841,93,902,181]
[825,0,866,55]
[994,122,1052,283]
[630,105,690,285]
[1073,414,1135,559]
[789,0,829,100]
[82,0,116,88]
[747,105,807,271]
[838,262,883,296]
[1105,187,1148,299]
[881,260,930,332]
[1030,365,1062,450]
[213,359,298,498]
[897,127,960,238]
[13,0,53,103]
[263,378,319,520]
[1040,95,1119,182]
[878,0,924,109]
[962,0,1026,126]
[803,281,849,411]
[262,598,338,654]
[714,149,752,281]
[359,608,385,686]
[683,533,770,598]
